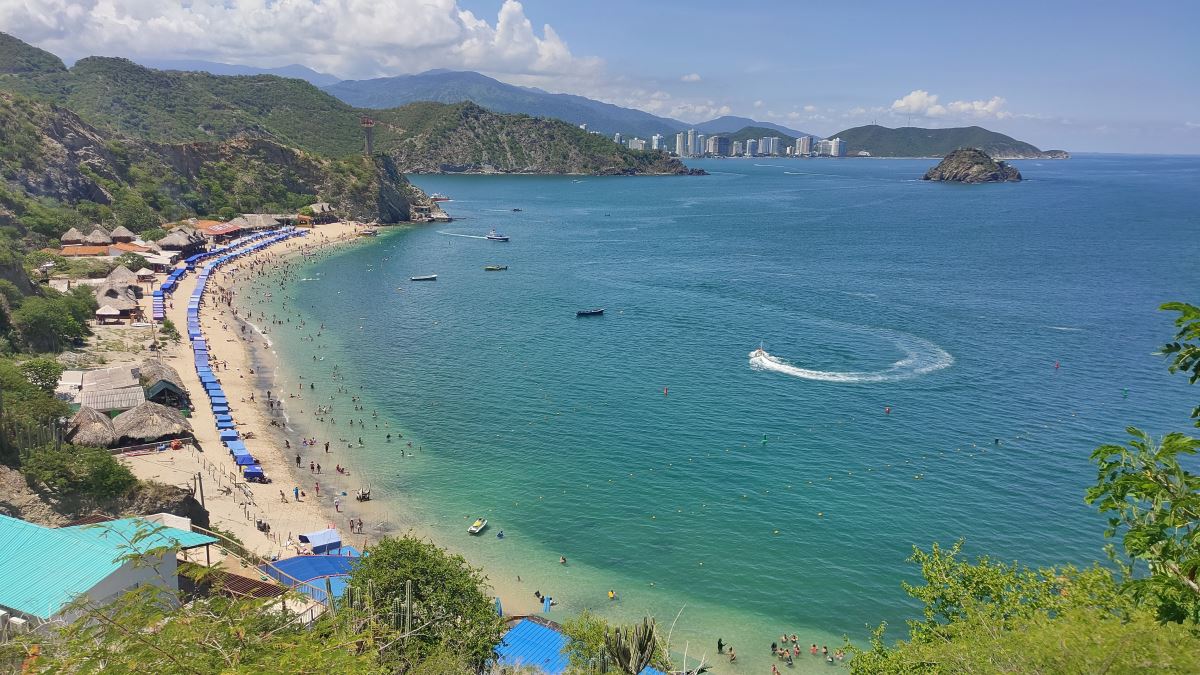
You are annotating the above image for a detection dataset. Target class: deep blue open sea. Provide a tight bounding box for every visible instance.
[257,155,1199,672]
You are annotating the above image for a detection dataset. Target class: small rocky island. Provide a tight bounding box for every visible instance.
[922,147,1022,183]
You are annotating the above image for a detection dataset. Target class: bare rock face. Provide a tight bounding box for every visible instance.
[922,148,1021,183]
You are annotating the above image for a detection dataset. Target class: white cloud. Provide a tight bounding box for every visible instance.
[891,90,947,117]
[0,0,601,81]
[803,105,817,112]
[753,100,764,108]
[668,101,732,122]
[890,89,1013,121]
[1185,121,1200,129]
[680,73,701,82]
[947,96,1011,119]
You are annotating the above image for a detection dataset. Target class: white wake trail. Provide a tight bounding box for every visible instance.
[437,231,488,240]
[749,333,953,383]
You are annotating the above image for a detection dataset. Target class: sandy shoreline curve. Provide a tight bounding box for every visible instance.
[124,220,541,616]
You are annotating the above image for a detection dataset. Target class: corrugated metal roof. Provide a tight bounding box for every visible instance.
[78,387,146,412]
[0,515,215,620]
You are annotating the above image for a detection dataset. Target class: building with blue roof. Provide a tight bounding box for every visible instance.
[0,513,215,628]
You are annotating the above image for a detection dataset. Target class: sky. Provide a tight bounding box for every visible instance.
[1,0,1197,153]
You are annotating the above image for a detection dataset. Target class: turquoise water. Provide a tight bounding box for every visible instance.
[258,156,1199,671]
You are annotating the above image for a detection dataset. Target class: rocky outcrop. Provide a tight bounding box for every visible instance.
[923,148,1021,183]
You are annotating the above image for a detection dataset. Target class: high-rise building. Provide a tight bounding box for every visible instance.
[694,133,705,156]
[706,136,730,156]
[675,132,686,156]
[745,139,758,156]
[757,136,780,156]
[651,133,664,150]
[686,129,697,157]
[579,123,588,131]
[613,132,623,145]
[732,140,744,156]
[628,138,646,151]
[829,137,844,157]
[815,139,834,156]
[795,136,812,156]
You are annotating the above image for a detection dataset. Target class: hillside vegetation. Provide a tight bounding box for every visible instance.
[0,91,422,250]
[0,33,691,175]
[829,124,1067,158]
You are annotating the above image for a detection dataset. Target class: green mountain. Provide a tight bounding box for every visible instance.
[726,126,799,148]
[828,124,1068,159]
[0,33,693,175]
[0,91,424,249]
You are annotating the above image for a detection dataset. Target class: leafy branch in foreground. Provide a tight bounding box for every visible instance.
[1160,301,1200,425]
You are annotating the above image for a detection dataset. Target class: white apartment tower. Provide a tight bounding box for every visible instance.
[795,136,812,156]
[675,132,686,156]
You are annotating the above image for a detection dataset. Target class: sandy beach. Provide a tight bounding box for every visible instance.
[123,221,541,615]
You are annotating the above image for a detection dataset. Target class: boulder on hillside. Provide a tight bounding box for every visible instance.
[922,148,1021,183]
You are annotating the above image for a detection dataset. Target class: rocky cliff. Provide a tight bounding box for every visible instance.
[0,91,427,226]
[922,148,1022,183]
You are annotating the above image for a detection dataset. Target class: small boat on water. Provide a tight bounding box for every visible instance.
[431,193,451,202]
[484,265,508,271]
[410,274,437,281]
[751,342,768,359]
[486,228,509,242]
[468,518,487,535]
[512,208,523,212]
[358,228,379,237]
[576,308,605,317]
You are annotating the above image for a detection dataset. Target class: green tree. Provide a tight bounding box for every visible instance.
[347,535,505,669]
[19,356,63,393]
[112,189,159,231]
[160,317,181,343]
[21,443,138,499]
[11,295,84,352]
[1161,301,1200,426]
[139,226,168,242]
[4,585,383,674]
[113,252,149,271]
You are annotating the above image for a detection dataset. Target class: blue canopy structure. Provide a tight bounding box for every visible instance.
[211,405,229,414]
[234,454,258,466]
[298,528,342,555]
[219,430,239,442]
[243,465,265,479]
[216,420,235,430]
[225,440,247,453]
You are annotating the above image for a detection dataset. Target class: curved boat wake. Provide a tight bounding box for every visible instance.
[749,333,953,383]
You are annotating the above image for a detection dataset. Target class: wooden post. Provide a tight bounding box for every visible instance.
[197,472,206,508]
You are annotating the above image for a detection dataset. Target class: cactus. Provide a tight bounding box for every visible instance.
[604,617,657,674]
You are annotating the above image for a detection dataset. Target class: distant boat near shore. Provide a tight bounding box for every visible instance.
[484,265,508,271]
[486,228,509,242]
[468,518,487,535]
[431,193,451,202]
[358,227,379,237]
[576,308,604,317]
[410,274,437,281]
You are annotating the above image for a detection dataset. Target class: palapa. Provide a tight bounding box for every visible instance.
[139,359,186,390]
[112,401,193,442]
[106,264,138,284]
[110,225,136,242]
[134,267,155,279]
[95,305,121,316]
[67,405,118,448]
[60,227,85,244]
[83,229,113,245]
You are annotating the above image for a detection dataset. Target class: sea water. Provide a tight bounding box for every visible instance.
[256,156,1199,672]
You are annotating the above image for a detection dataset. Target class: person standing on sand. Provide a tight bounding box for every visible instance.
[293,486,299,501]
[315,482,320,496]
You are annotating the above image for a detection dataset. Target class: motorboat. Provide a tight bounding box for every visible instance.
[511,208,523,212]
[484,265,508,271]
[410,274,437,281]
[576,308,605,317]
[486,228,509,242]
[468,518,488,535]
[358,228,379,237]
[431,193,451,202]
[751,342,768,359]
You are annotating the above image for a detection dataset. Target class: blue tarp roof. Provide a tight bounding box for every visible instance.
[234,454,258,466]
[494,620,667,675]
[219,430,239,441]
[242,465,264,477]
[298,528,342,554]
[225,440,246,453]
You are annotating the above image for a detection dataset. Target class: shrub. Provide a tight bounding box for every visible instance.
[21,443,138,499]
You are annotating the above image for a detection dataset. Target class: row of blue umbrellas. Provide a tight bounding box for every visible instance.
[184,227,307,481]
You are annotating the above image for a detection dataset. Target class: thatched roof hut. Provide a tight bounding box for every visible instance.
[110,225,136,242]
[140,360,190,408]
[67,406,118,448]
[93,282,140,313]
[106,265,137,284]
[113,401,192,442]
[84,229,113,245]
[134,267,155,280]
[61,227,85,244]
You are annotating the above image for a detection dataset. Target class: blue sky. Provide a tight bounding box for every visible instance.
[3,0,1197,152]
